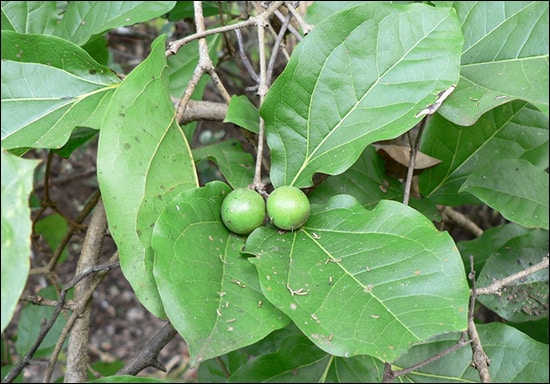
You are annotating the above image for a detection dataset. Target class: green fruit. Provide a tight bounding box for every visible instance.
[221,188,265,235]
[267,186,310,231]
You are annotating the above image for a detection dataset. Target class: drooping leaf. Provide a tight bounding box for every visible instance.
[224,95,260,134]
[394,323,549,383]
[476,229,549,322]
[419,101,549,205]
[97,35,198,318]
[55,1,177,46]
[459,159,549,230]
[261,2,463,188]
[439,1,549,125]
[192,140,255,189]
[151,181,289,365]
[1,31,120,150]
[245,195,469,362]
[1,151,41,333]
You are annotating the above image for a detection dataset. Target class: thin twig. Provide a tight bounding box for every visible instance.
[234,28,259,83]
[166,1,285,57]
[250,8,269,196]
[43,255,118,383]
[117,322,178,376]
[439,205,484,237]
[402,118,427,205]
[475,256,549,296]
[267,9,292,85]
[30,190,101,276]
[284,1,313,34]
[382,332,471,382]
[468,255,492,383]
[2,260,119,383]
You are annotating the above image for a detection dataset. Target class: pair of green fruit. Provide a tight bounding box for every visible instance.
[221,186,310,234]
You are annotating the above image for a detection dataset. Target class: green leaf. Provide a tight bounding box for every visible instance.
[55,1,177,46]
[0,1,59,34]
[308,145,404,210]
[228,335,331,383]
[152,181,289,365]
[97,35,198,318]
[245,196,469,362]
[1,31,120,150]
[476,229,548,322]
[224,95,259,134]
[304,1,364,25]
[261,2,463,188]
[459,159,549,230]
[16,286,69,358]
[395,323,549,383]
[34,214,69,262]
[192,140,255,189]
[419,101,549,205]
[1,151,40,333]
[458,223,532,272]
[439,1,549,125]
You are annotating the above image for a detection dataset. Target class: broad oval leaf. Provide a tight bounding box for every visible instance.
[459,159,549,230]
[245,196,469,362]
[1,31,120,150]
[419,101,549,205]
[1,151,41,333]
[439,1,549,125]
[261,2,463,188]
[152,181,289,365]
[97,35,198,318]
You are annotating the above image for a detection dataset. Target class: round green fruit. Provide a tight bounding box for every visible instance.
[267,186,310,231]
[221,188,265,235]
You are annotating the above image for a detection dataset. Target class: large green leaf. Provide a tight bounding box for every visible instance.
[1,150,40,333]
[476,229,548,322]
[97,35,198,318]
[1,31,120,150]
[55,1,176,46]
[419,101,549,205]
[394,323,549,383]
[261,2,463,188]
[151,181,289,364]
[439,1,549,125]
[460,159,549,230]
[245,196,469,362]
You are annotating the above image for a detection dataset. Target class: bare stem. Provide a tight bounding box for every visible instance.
[475,256,549,296]
[403,118,427,205]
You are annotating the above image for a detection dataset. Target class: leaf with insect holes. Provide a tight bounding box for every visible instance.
[244,195,469,362]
